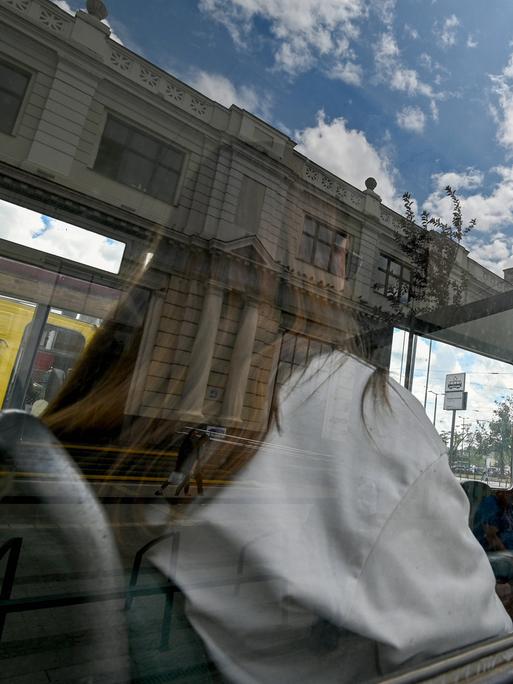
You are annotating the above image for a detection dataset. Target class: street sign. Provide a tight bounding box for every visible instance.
[445,372,466,393]
[444,391,468,411]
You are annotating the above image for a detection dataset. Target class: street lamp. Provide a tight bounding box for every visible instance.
[428,390,444,428]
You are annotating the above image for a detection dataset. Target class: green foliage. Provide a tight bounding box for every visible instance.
[394,186,475,314]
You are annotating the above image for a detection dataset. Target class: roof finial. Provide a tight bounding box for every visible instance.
[86,0,108,20]
[365,177,377,191]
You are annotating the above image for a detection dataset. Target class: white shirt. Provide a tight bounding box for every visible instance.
[151,353,511,683]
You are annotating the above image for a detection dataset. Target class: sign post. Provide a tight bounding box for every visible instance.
[444,373,468,466]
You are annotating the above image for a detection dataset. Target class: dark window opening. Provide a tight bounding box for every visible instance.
[94,116,185,203]
[0,61,30,135]
[298,216,348,276]
[375,253,412,304]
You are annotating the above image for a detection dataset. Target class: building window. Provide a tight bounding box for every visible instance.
[0,61,30,135]
[94,116,185,202]
[375,254,412,303]
[298,217,348,276]
[277,332,334,384]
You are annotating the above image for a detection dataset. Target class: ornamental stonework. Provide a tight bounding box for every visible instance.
[165,83,184,103]
[39,8,65,32]
[5,0,30,11]
[110,50,132,72]
[190,97,207,117]
[139,67,160,90]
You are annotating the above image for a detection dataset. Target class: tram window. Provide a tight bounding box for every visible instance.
[7,3,513,684]
[0,197,126,273]
[0,60,29,135]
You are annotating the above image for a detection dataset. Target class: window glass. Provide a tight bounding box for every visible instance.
[299,217,347,275]
[6,4,513,684]
[161,147,185,171]
[0,61,29,134]
[118,151,154,190]
[94,116,184,202]
[313,240,330,269]
[299,234,314,262]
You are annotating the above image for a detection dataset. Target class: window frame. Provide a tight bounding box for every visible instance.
[375,252,412,304]
[93,114,186,205]
[298,215,349,277]
[0,58,31,137]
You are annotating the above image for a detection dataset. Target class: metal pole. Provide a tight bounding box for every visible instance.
[449,410,456,466]
[404,331,417,391]
[399,330,407,385]
[423,339,433,408]
[433,394,438,428]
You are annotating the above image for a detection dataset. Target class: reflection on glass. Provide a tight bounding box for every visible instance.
[5,3,513,682]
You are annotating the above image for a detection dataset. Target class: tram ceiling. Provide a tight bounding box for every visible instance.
[414,289,513,365]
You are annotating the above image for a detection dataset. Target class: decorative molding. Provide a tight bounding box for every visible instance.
[190,97,207,117]
[165,83,184,103]
[304,163,364,211]
[139,66,160,90]
[39,6,66,32]
[105,46,211,122]
[5,0,30,11]
[380,206,403,230]
[320,175,332,192]
[305,165,319,182]
[110,49,131,72]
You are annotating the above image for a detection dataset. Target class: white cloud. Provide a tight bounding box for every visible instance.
[424,168,513,263]
[50,0,73,13]
[467,34,478,48]
[295,111,399,207]
[375,0,396,28]
[467,236,513,276]
[375,33,436,99]
[186,70,272,118]
[199,0,367,76]
[327,61,363,86]
[431,168,484,192]
[491,54,513,151]
[438,14,460,48]
[404,24,419,40]
[0,200,125,274]
[396,105,426,133]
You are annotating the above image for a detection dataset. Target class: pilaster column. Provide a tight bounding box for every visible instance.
[178,283,224,421]
[220,299,259,425]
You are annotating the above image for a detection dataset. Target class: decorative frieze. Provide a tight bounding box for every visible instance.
[190,97,207,117]
[165,83,184,103]
[304,164,364,211]
[39,6,66,32]
[139,66,160,91]
[110,49,131,72]
[380,206,403,230]
[5,0,30,11]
